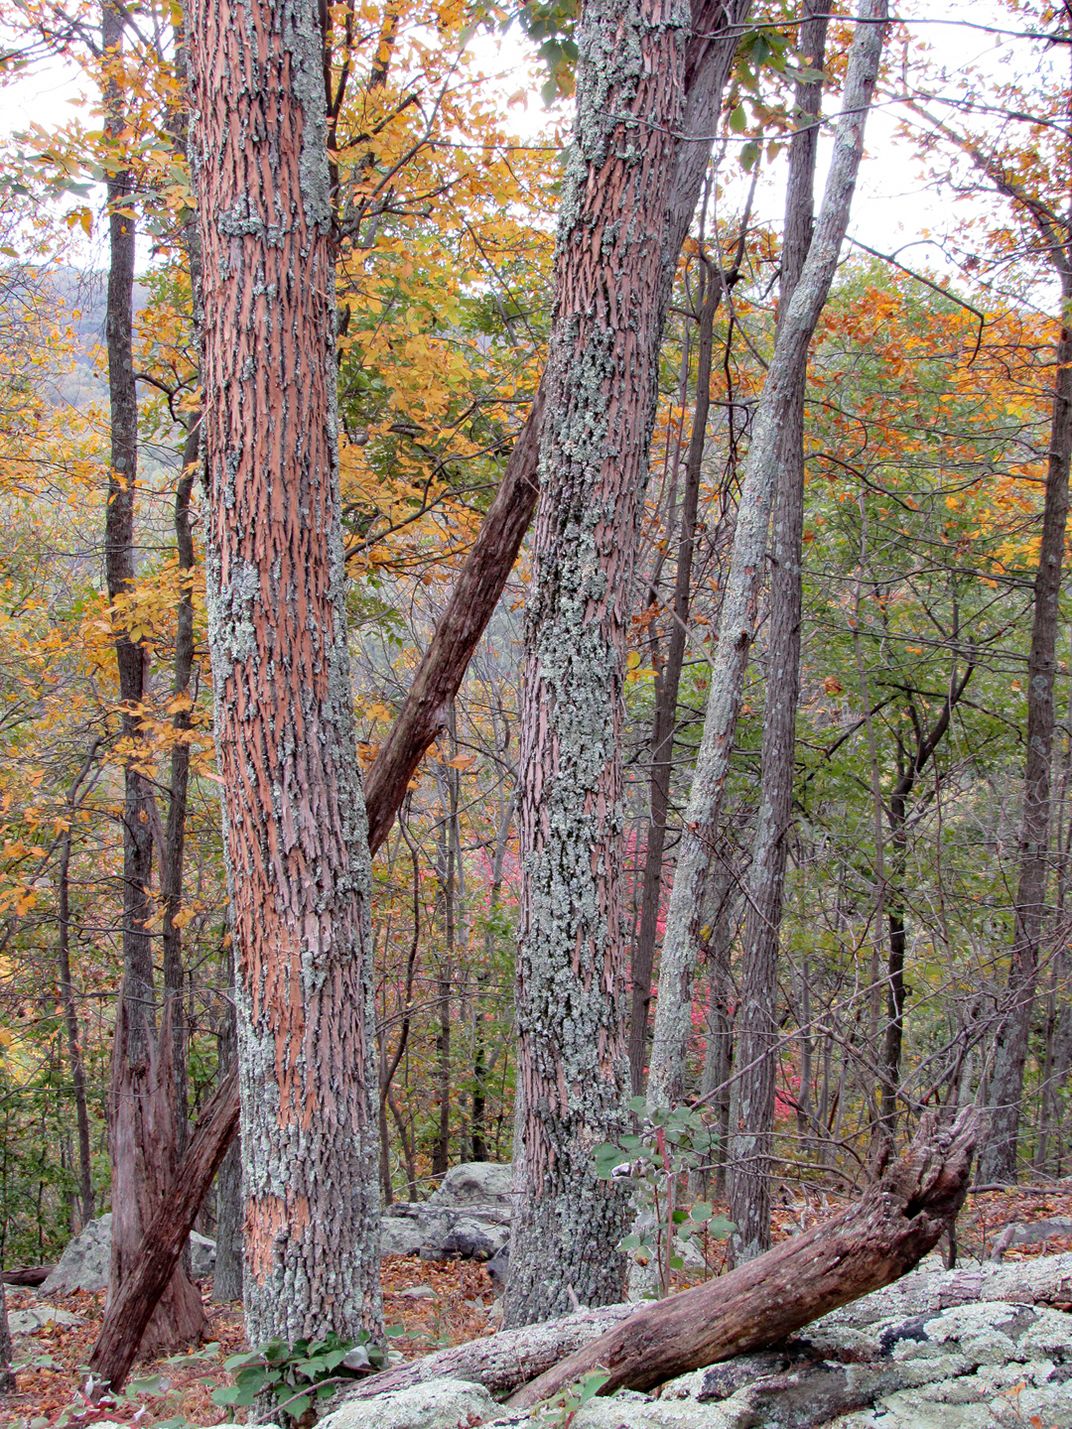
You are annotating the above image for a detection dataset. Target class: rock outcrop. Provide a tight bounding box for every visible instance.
[382,1161,512,1263]
[320,1254,1072,1429]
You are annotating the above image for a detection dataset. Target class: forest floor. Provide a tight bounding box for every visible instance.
[4,1186,1072,1428]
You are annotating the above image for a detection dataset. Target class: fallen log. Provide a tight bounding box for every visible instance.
[509,1107,979,1407]
[334,1109,980,1411]
[333,1302,644,1403]
[1,1265,54,1287]
[816,1249,1072,1328]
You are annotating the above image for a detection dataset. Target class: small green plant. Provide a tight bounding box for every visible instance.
[535,1368,612,1427]
[595,1095,734,1297]
[211,1330,385,1427]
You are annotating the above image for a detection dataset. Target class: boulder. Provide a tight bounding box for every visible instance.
[317,1377,497,1429]
[41,1214,113,1295]
[41,1214,218,1295]
[190,1229,216,1278]
[7,1305,84,1335]
[428,1162,513,1209]
[381,1194,510,1263]
[658,1298,1072,1428]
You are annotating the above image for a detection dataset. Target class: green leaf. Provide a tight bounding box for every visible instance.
[729,104,748,134]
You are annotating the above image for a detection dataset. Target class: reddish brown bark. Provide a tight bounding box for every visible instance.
[100,0,754,1365]
[190,0,382,1346]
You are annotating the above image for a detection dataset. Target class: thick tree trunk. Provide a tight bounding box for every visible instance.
[726,1,827,1263]
[981,296,1072,1180]
[507,0,692,1327]
[89,1069,240,1391]
[647,0,889,1112]
[189,0,382,1345]
[364,0,752,859]
[101,0,204,1355]
[510,1109,978,1406]
[98,0,755,1357]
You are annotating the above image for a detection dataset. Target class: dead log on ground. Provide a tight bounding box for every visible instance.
[1,1265,54,1287]
[509,1107,979,1406]
[336,1110,979,1410]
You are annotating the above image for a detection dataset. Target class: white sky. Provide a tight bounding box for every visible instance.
[0,2,1047,283]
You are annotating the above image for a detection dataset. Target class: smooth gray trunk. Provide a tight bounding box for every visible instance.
[647,0,890,1114]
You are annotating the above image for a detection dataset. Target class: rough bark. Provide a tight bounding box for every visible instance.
[101,0,204,1355]
[363,0,753,855]
[981,288,1072,1180]
[89,1069,240,1391]
[0,1276,13,1393]
[101,0,755,1352]
[507,0,693,1327]
[647,0,889,1112]
[510,1108,979,1406]
[726,1,827,1264]
[212,987,243,1303]
[629,261,721,1097]
[189,0,382,1344]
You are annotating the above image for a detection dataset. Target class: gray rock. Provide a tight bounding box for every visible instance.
[428,1162,514,1209]
[381,1213,429,1257]
[421,1212,509,1262]
[381,1197,510,1263]
[7,1305,84,1335]
[190,1229,216,1278]
[661,1297,1072,1428]
[41,1214,218,1294]
[990,1216,1072,1259]
[41,1214,113,1295]
[317,1376,497,1429]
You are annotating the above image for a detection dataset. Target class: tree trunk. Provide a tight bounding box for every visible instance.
[629,259,722,1096]
[95,0,755,1356]
[159,421,199,1162]
[57,820,94,1232]
[189,0,382,1345]
[647,0,889,1112]
[101,0,204,1356]
[511,1109,978,1406]
[506,0,693,1327]
[726,0,827,1264]
[212,987,242,1303]
[874,666,972,1146]
[980,288,1072,1180]
[0,1276,13,1394]
[363,0,753,858]
[89,1069,240,1392]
